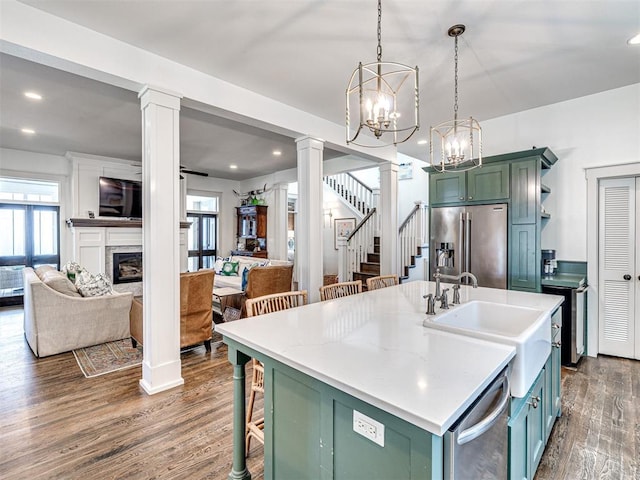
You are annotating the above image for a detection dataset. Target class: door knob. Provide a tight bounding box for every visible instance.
[623,274,632,280]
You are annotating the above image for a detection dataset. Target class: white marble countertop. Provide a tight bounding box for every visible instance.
[216,281,563,436]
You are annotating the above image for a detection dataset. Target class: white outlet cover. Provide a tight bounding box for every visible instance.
[353,410,385,447]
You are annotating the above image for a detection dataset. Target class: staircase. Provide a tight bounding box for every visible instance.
[352,236,381,286]
[324,173,373,216]
[329,173,428,285]
[351,237,426,287]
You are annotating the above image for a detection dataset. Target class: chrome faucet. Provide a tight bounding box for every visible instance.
[423,293,436,315]
[433,269,479,300]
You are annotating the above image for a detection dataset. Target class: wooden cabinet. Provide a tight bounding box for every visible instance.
[235,205,267,256]
[430,163,510,206]
[508,306,562,480]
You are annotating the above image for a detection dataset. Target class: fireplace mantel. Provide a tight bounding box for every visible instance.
[66,218,192,229]
[67,218,190,275]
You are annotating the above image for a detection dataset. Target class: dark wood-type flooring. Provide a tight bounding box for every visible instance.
[1,307,638,479]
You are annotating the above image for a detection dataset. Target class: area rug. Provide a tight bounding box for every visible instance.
[73,339,143,378]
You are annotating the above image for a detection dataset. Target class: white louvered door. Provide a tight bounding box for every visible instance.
[598,177,639,359]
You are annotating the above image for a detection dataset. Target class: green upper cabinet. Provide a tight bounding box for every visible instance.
[511,159,540,225]
[467,163,510,202]
[430,163,509,206]
[430,171,466,205]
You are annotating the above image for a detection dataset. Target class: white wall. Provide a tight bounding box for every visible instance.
[396,154,430,223]
[481,83,640,261]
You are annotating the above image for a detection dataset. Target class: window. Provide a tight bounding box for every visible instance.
[0,178,60,304]
[186,192,219,271]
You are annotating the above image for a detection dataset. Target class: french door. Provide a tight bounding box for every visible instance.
[0,203,60,305]
[187,213,218,271]
[598,177,640,359]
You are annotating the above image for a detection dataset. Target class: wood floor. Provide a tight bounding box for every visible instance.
[1,306,638,480]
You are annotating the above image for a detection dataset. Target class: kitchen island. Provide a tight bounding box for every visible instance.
[216,281,563,480]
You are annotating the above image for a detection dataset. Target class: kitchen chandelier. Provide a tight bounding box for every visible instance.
[346,0,419,148]
[430,24,482,172]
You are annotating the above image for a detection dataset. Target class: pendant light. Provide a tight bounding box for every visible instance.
[430,25,482,172]
[346,0,420,147]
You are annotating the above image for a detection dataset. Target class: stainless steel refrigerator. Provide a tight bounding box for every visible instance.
[430,204,508,289]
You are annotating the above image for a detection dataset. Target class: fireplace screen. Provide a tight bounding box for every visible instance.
[113,252,142,284]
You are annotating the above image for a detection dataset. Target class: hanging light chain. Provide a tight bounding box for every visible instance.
[376,0,382,62]
[453,33,459,123]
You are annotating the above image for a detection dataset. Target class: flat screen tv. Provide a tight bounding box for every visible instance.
[98,176,142,219]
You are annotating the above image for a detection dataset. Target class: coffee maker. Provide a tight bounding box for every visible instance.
[542,249,557,276]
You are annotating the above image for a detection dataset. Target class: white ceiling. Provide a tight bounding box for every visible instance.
[2,1,639,179]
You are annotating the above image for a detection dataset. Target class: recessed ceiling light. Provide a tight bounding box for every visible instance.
[21,128,36,135]
[272,150,282,156]
[628,33,640,45]
[417,139,428,145]
[229,164,238,169]
[24,91,42,100]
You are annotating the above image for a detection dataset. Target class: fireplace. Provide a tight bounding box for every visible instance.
[112,252,142,284]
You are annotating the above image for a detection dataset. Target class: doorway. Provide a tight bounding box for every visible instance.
[0,203,60,305]
[598,176,640,359]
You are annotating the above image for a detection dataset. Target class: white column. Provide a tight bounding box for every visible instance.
[337,237,348,282]
[379,162,398,276]
[372,187,381,235]
[139,85,184,394]
[295,136,324,303]
[272,183,289,261]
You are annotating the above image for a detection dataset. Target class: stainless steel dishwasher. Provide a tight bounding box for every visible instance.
[443,367,510,480]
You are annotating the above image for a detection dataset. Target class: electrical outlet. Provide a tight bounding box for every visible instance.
[353,410,385,447]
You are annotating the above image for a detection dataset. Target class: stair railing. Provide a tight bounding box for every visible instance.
[324,173,373,216]
[337,208,377,282]
[398,201,428,278]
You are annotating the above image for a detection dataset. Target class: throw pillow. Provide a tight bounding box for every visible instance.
[241,263,261,291]
[214,257,225,274]
[41,270,82,297]
[34,264,56,280]
[76,272,114,297]
[220,261,239,276]
[61,261,86,283]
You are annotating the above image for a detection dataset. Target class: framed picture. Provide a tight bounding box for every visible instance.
[398,161,413,180]
[334,217,356,250]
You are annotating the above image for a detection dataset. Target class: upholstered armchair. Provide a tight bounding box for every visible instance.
[239,264,294,317]
[130,269,214,351]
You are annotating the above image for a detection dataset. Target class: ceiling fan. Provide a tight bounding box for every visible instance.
[179,165,209,179]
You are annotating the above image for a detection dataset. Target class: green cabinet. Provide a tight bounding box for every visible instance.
[511,159,539,225]
[508,369,545,480]
[509,224,539,291]
[265,357,440,480]
[430,163,509,205]
[508,306,562,480]
[430,171,466,205]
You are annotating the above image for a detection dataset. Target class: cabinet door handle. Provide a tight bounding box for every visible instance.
[468,196,473,200]
[623,274,632,280]
[553,341,562,348]
[528,395,540,409]
[552,323,560,330]
[459,196,464,200]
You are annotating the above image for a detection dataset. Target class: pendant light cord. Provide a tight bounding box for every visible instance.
[453,33,459,124]
[377,0,382,62]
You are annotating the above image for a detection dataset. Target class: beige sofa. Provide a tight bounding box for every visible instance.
[23,267,133,357]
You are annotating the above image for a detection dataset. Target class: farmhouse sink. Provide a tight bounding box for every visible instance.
[423,301,551,398]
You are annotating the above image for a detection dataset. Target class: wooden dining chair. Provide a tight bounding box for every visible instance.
[244,290,308,454]
[366,274,400,291]
[319,280,362,301]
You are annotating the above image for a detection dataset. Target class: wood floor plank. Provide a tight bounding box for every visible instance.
[1,307,638,480]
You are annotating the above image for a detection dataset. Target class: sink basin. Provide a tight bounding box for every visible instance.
[424,301,551,398]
